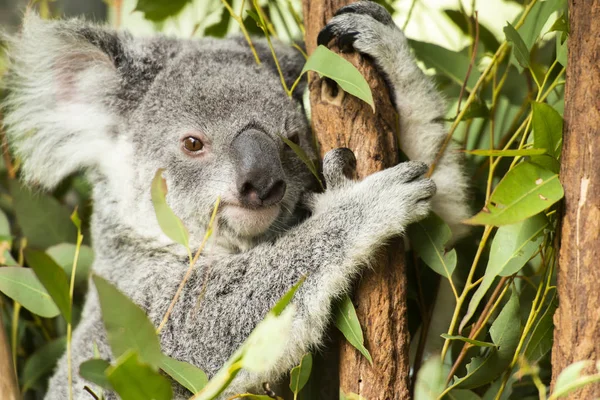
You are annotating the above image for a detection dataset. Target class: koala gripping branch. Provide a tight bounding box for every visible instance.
[303,1,410,399]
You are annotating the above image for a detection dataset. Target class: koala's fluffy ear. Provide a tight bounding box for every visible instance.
[3,14,132,189]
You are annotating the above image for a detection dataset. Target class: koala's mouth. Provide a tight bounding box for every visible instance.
[220,203,281,237]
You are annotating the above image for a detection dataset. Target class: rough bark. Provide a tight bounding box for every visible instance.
[0,316,19,400]
[303,1,411,399]
[551,0,600,397]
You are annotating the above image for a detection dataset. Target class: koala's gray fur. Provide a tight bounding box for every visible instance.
[2,2,470,399]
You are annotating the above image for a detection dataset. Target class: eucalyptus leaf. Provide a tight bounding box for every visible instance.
[21,337,66,392]
[465,149,546,157]
[79,358,112,389]
[93,275,162,368]
[280,136,323,190]
[460,214,548,331]
[192,355,243,400]
[334,295,373,364]
[524,299,557,363]
[414,356,447,400]
[160,354,208,394]
[10,180,76,249]
[409,40,480,91]
[532,102,563,159]
[556,36,568,66]
[0,267,59,318]
[504,22,530,69]
[134,0,191,22]
[46,243,94,285]
[455,290,521,389]
[151,169,190,249]
[289,352,313,395]
[25,249,72,322]
[408,213,457,280]
[445,389,482,400]
[301,45,374,110]
[552,360,600,398]
[107,351,172,400]
[440,334,496,348]
[465,162,563,226]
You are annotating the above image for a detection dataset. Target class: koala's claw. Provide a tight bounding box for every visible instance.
[333,1,395,26]
[323,147,357,189]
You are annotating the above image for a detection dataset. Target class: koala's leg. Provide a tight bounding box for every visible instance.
[318,2,471,239]
[134,152,435,397]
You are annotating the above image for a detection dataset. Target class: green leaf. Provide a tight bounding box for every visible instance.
[160,354,207,394]
[242,306,295,373]
[46,243,94,285]
[271,276,305,316]
[409,40,481,91]
[289,353,313,395]
[517,0,567,50]
[532,102,563,159]
[193,355,243,400]
[455,290,521,389]
[280,136,324,190]
[440,334,496,348]
[93,275,162,368]
[107,351,172,400]
[445,389,482,400]
[79,358,112,389]
[301,45,374,110]
[151,169,190,249]
[21,337,66,392]
[552,360,600,398]
[504,22,530,69]
[414,356,447,400]
[465,148,547,157]
[0,208,10,236]
[25,249,72,322]
[556,36,568,66]
[524,299,557,363]
[334,295,373,364]
[0,267,59,317]
[408,213,457,280]
[204,7,231,38]
[465,162,564,226]
[10,180,76,249]
[460,214,548,331]
[444,9,500,52]
[134,0,191,22]
[70,208,82,231]
[549,13,569,37]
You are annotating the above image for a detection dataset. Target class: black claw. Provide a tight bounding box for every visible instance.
[317,25,336,47]
[337,31,359,53]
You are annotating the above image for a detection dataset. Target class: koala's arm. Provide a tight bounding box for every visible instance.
[318,2,471,239]
[136,154,434,394]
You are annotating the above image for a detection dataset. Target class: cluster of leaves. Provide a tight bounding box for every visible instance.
[1,0,600,400]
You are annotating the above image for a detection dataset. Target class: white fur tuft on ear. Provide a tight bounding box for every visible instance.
[2,13,122,189]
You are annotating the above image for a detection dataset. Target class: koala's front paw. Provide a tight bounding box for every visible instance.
[359,161,436,231]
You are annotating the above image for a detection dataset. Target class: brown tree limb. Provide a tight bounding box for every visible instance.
[551,0,600,397]
[0,312,19,400]
[303,1,410,398]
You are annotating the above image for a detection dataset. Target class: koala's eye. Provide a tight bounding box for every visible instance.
[183,137,204,153]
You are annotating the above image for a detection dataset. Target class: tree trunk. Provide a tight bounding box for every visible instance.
[551,0,600,397]
[303,1,411,399]
[0,316,19,400]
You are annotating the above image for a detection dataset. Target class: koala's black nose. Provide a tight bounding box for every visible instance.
[238,176,287,208]
[231,129,287,208]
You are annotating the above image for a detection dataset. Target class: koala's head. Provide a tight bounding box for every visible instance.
[3,15,317,249]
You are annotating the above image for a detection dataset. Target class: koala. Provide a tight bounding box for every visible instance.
[2,2,469,399]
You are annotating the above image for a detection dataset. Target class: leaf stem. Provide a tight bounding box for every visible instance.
[157,198,221,334]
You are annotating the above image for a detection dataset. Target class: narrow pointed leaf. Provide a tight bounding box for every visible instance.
[107,351,172,400]
[465,148,546,157]
[408,213,457,279]
[93,275,162,368]
[21,337,66,392]
[460,214,548,331]
[79,358,112,389]
[504,22,530,69]
[302,45,374,110]
[289,353,313,395]
[151,169,190,249]
[465,162,563,226]
[0,267,59,318]
[532,102,563,159]
[334,295,373,364]
[134,0,191,21]
[160,354,208,394]
[524,300,557,363]
[25,249,72,322]
[280,135,323,190]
